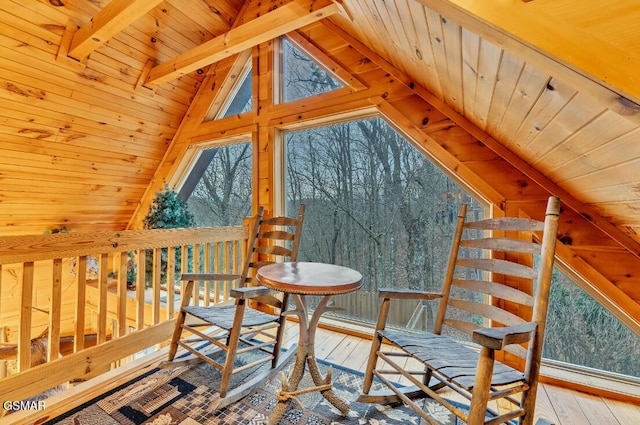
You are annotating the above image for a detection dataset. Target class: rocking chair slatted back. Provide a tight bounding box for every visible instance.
[433,201,557,364]
[359,196,561,425]
[243,208,305,287]
[164,204,305,410]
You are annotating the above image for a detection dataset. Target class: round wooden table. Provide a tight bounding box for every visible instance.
[257,261,362,425]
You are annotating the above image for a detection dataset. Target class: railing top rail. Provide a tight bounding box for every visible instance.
[0,226,247,264]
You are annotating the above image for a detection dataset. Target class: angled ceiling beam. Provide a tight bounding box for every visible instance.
[68,0,164,60]
[144,0,342,86]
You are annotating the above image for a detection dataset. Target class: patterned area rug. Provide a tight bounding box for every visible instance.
[45,352,466,425]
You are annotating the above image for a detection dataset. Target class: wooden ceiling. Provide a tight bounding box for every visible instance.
[1,0,639,332]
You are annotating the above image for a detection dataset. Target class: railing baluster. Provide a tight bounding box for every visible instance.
[214,242,221,303]
[0,326,7,378]
[49,258,62,362]
[136,250,146,331]
[181,245,190,306]
[75,256,87,352]
[204,243,211,306]
[152,248,161,325]
[181,245,188,274]
[116,252,128,337]
[223,241,230,299]
[97,254,108,345]
[232,240,239,290]
[166,246,176,318]
[193,243,201,305]
[18,261,34,372]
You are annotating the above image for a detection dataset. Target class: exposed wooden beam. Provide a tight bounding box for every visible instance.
[375,98,504,207]
[144,0,342,86]
[68,0,164,60]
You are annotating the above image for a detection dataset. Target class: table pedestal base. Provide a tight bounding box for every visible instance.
[269,295,350,425]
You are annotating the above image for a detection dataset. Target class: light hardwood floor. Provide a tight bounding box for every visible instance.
[279,322,640,425]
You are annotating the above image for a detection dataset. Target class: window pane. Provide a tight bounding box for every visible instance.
[286,119,640,377]
[220,67,252,118]
[544,272,640,377]
[281,37,342,102]
[285,117,481,328]
[284,117,640,381]
[186,143,252,226]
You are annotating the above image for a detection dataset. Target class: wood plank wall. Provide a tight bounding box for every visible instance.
[0,0,242,234]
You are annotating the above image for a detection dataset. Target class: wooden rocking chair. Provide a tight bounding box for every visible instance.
[358,196,561,425]
[163,204,305,409]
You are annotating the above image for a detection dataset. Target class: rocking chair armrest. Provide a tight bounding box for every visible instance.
[472,322,538,350]
[378,287,443,300]
[230,286,278,300]
[180,273,242,282]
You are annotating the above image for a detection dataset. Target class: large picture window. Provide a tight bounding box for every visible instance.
[284,117,481,327]
[283,116,640,380]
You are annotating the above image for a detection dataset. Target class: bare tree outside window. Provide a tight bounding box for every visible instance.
[282,37,342,102]
[186,143,252,227]
[284,118,480,328]
[544,271,640,377]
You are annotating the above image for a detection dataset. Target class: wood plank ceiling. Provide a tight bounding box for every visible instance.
[1,0,639,331]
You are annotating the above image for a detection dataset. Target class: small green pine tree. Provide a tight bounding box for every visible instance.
[140,184,195,287]
[143,183,195,229]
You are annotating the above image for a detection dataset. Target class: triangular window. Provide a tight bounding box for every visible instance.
[182,142,253,227]
[544,271,640,377]
[205,64,253,121]
[220,66,252,118]
[281,37,343,102]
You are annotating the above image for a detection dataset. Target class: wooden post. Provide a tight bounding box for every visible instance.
[255,40,277,215]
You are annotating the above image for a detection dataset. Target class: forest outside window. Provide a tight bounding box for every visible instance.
[280,36,343,103]
[283,116,482,330]
[183,142,253,227]
[282,116,640,382]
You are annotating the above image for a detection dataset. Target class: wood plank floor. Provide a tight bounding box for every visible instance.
[279,322,640,425]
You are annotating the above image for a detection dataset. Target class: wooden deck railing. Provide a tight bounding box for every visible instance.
[0,224,249,405]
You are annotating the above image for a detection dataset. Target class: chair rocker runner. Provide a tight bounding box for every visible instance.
[163,205,305,409]
[358,196,561,425]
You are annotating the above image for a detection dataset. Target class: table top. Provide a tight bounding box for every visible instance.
[256,262,362,295]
